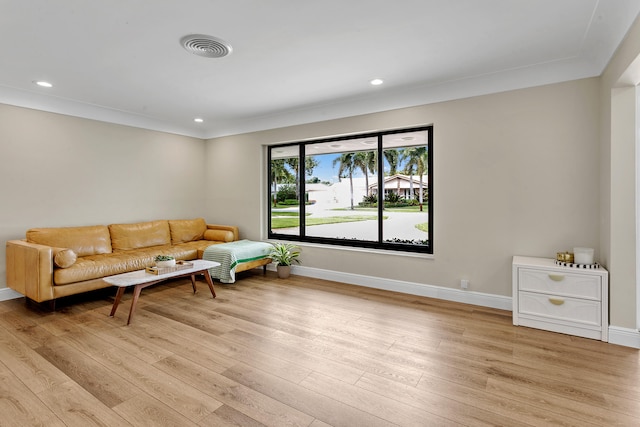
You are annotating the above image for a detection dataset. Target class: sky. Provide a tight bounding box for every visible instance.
[310,153,341,183]
[309,153,372,184]
[291,150,404,184]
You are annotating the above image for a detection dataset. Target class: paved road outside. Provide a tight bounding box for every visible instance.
[274,206,428,241]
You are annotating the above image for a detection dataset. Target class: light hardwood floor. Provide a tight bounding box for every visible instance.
[0,270,638,426]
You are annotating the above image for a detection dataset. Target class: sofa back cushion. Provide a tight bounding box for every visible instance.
[109,220,171,251]
[168,218,207,244]
[26,225,112,257]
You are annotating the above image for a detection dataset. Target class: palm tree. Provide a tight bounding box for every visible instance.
[383,148,403,195]
[271,159,293,206]
[403,162,416,199]
[383,149,399,176]
[353,151,375,196]
[285,156,319,200]
[333,152,357,210]
[365,151,376,194]
[305,156,319,178]
[284,158,300,200]
[401,146,428,210]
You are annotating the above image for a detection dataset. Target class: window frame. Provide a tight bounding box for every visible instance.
[268,125,433,254]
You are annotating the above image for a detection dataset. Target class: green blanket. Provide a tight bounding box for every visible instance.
[203,240,272,283]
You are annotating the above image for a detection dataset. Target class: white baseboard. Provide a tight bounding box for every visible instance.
[284,265,513,311]
[608,326,640,348]
[0,287,24,302]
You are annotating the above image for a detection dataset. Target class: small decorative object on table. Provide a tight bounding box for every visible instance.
[573,247,594,265]
[554,247,599,269]
[154,255,176,268]
[146,260,193,275]
[556,251,574,263]
[268,242,301,279]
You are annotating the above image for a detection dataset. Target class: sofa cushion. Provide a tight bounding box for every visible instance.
[204,229,235,242]
[169,218,207,244]
[53,248,77,268]
[109,220,171,251]
[178,239,222,258]
[26,225,112,257]
[54,249,157,285]
[53,244,199,285]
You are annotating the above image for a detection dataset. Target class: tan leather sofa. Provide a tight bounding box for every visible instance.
[6,218,240,303]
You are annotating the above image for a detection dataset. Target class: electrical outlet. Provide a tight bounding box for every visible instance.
[460,279,469,289]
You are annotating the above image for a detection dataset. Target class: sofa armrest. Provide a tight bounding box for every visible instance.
[6,239,55,302]
[206,224,239,241]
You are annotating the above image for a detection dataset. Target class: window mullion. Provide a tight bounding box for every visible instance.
[300,144,306,237]
[377,136,384,244]
[267,147,273,234]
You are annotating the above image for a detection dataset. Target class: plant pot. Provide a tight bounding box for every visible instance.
[277,265,291,279]
[156,259,176,268]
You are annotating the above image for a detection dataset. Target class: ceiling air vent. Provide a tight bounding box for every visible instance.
[180,34,233,58]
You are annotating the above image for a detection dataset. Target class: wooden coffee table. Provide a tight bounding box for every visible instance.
[104,259,220,325]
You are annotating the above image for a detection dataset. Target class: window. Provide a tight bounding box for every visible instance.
[268,126,433,254]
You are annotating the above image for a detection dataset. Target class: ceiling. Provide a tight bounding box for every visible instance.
[1,1,639,139]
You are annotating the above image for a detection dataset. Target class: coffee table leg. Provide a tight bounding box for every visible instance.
[127,284,143,325]
[203,270,216,298]
[190,274,197,293]
[110,287,125,317]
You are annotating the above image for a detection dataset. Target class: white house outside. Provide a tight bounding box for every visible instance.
[367,174,428,199]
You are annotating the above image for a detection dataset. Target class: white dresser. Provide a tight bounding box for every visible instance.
[512,256,609,341]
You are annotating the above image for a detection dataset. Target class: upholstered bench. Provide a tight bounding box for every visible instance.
[201,240,272,283]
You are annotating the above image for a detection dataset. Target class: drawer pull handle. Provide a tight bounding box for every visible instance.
[549,298,565,306]
[548,274,564,282]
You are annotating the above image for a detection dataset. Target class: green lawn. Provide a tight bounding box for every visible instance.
[271,211,308,217]
[415,222,428,232]
[271,215,384,229]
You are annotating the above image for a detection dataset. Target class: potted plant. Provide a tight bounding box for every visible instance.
[154,254,176,268]
[268,242,301,278]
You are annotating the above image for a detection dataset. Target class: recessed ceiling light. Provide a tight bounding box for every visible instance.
[370,78,384,86]
[194,117,204,123]
[34,81,53,88]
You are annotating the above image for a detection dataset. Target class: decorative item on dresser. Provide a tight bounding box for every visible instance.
[512,256,609,341]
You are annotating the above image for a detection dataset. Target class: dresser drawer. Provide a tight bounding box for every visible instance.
[518,291,601,326]
[518,268,600,299]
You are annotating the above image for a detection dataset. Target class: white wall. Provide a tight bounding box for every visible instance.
[0,75,622,331]
[205,78,601,298]
[203,132,266,238]
[0,79,605,309]
[0,104,207,289]
[600,14,640,330]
